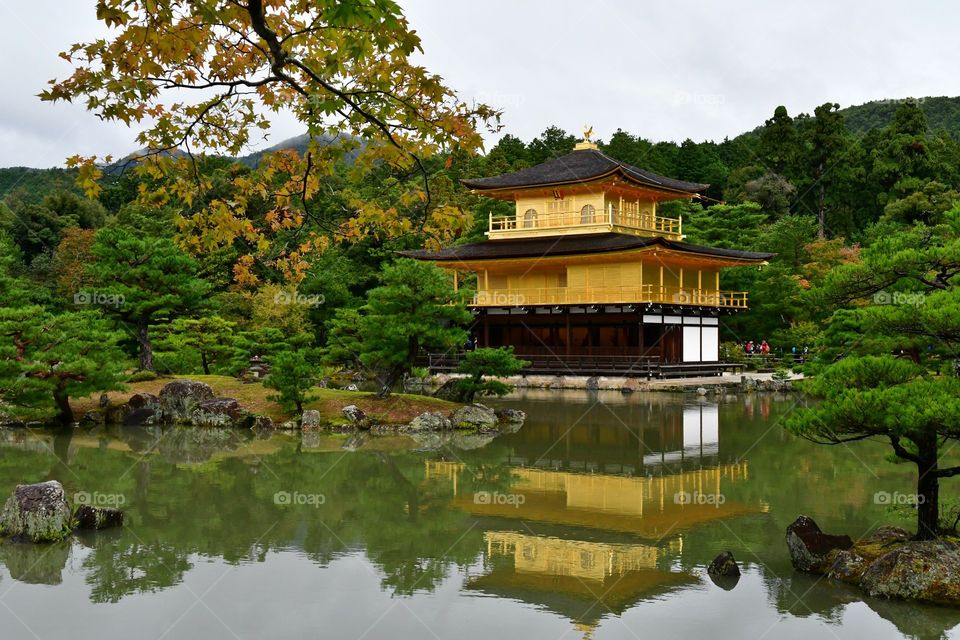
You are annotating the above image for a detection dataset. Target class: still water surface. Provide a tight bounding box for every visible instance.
[0,390,958,640]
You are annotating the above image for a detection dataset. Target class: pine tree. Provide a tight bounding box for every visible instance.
[355,259,472,396]
[0,307,126,423]
[87,227,209,371]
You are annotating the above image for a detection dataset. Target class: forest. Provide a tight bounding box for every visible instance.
[0,94,958,436]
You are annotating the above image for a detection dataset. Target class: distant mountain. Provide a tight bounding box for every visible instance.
[838,96,960,138]
[234,133,362,168]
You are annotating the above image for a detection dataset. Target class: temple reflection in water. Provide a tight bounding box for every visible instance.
[426,396,762,636]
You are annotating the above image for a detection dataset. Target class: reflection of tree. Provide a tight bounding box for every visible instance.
[82,540,192,603]
[0,430,504,602]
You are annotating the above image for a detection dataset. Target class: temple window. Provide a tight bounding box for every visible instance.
[523,208,538,228]
[580,204,596,224]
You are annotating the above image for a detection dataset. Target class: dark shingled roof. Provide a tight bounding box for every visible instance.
[462,148,708,194]
[399,233,775,262]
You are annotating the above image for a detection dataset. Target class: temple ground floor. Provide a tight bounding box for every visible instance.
[425,304,741,378]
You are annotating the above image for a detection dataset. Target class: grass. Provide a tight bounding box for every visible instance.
[73,374,458,424]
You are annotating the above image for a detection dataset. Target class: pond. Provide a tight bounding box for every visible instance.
[0,390,958,640]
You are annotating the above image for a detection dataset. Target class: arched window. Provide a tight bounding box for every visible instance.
[580,204,596,224]
[523,208,537,228]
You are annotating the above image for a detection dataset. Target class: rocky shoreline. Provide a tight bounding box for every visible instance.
[786,515,960,606]
[424,372,799,394]
[17,379,528,442]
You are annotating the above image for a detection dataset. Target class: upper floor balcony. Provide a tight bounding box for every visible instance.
[487,202,683,241]
[471,285,748,309]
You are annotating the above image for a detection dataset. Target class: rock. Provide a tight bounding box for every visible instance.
[828,548,873,584]
[696,387,708,396]
[0,480,72,542]
[280,420,298,430]
[81,410,106,425]
[190,398,245,427]
[404,411,451,432]
[495,408,526,434]
[73,504,124,530]
[301,409,322,431]
[586,376,600,390]
[548,376,565,389]
[159,380,214,423]
[450,403,499,431]
[786,515,854,572]
[861,526,912,546]
[252,415,275,430]
[707,551,741,578]
[342,405,368,425]
[98,393,110,408]
[344,384,359,392]
[861,540,960,605]
[496,407,526,424]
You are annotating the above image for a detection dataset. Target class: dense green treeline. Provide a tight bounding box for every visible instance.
[0,97,959,421]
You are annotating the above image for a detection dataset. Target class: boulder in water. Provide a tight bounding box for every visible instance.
[786,515,853,572]
[449,403,498,431]
[707,550,741,578]
[0,480,72,543]
[861,540,960,605]
[74,504,124,530]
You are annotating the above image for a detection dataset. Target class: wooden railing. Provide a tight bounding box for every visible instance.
[420,353,744,378]
[472,286,748,308]
[488,204,682,238]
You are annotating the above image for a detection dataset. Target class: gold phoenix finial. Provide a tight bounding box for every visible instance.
[583,125,594,142]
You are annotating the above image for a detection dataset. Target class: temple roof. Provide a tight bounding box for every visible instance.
[399,233,774,263]
[461,147,708,194]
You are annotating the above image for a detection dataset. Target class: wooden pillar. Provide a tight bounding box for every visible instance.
[697,269,702,304]
[565,311,571,356]
[453,270,458,292]
[659,265,664,302]
[639,261,644,299]
[483,312,490,347]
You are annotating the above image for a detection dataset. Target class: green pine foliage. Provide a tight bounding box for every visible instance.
[333,259,472,396]
[86,227,209,371]
[454,347,530,403]
[263,350,320,414]
[0,307,126,423]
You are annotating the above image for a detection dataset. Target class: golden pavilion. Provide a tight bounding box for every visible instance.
[403,137,773,377]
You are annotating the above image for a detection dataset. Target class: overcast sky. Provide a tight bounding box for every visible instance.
[2,0,958,168]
